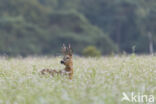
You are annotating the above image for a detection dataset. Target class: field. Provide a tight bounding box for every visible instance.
[0,55,155,104]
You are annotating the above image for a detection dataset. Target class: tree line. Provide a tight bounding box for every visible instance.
[0,0,155,56]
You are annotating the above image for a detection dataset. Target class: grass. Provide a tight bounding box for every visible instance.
[0,55,155,104]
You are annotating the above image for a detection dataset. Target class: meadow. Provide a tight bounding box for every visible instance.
[0,55,155,104]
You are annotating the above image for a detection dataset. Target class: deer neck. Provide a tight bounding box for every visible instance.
[64,63,73,72]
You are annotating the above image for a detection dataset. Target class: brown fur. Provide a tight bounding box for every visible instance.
[40,44,73,79]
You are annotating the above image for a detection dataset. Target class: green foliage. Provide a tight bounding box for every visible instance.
[0,0,155,56]
[82,46,101,57]
[0,5,117,56]
[73,0,156,53]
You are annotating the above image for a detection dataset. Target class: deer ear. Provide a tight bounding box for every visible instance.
[68,44,71,49]
[68,44,73,56]
[62,43,67,54]
[70,48,73,56]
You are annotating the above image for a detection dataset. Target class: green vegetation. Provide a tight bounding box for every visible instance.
[0,56,155,104]
[82,46,101,57]
[0,0,156,56]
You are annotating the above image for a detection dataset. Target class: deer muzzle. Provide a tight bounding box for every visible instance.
[60,60,65,64]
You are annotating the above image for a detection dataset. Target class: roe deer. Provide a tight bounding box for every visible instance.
[41,44,73,79]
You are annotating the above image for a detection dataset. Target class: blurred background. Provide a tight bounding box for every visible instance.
[0,0,155,56]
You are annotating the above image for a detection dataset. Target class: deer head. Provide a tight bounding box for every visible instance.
[60,44,73,67]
